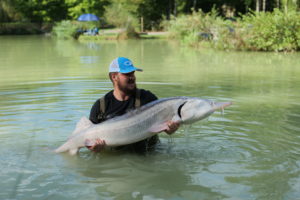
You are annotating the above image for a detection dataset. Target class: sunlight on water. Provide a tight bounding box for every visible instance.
[0,36,300,200]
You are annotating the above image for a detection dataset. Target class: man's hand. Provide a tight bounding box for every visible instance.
[165,121,180,135]
[86,139,106,152]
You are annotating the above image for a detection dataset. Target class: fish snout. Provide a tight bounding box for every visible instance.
[211,101,232,111]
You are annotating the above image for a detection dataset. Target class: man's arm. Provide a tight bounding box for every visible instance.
[89,99,100,124]
[86,139,106,152]
[165,121,180,135]
[87,100,107,152]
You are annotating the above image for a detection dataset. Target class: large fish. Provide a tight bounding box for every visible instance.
[55,97,232,155]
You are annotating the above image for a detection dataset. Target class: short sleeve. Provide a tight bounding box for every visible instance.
[89,99,100,124]
[140,89,158,106]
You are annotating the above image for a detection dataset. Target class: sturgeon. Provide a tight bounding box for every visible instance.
[55,97,232,155]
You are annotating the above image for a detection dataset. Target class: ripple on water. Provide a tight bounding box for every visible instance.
[0,43,300,200]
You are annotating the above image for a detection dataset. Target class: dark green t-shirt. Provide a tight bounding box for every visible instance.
[89,89,159,152]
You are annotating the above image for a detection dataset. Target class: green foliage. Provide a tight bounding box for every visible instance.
[2,0,299,46]
[117,25,140,39]
[166,9,231,47]
[52,20,80,39]
[12,0,68,22]
[104,0,140,29]
[240,9,300,51]
[165,9,300,52]
[65,0,109,20]
[280,0,299,13]
[137,0,169,30]
[0,0,23,22]
[103,0,141,38]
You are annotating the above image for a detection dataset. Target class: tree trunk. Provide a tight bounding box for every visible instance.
[167,0,172,19]
[140,17,143,33]
[281,0,288,13]
[173,0,177,16]
[256,0,260,12]
[262,0,266,11]
[193,0,197,11]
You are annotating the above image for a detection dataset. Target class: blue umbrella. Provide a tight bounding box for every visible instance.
[77,14,100,21]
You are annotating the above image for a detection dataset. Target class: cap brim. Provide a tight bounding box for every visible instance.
[135,68,143,72]
[119,67,143,73]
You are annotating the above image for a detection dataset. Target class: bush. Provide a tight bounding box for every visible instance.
[52,20,81,39]
[165,9,300,52]
[239,9,300,52]
[104,1,139,31]
[166,9,234,48]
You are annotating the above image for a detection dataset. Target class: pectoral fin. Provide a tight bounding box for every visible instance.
[70,117,93,138]
[171,115,182,123]
[69,148,79,155]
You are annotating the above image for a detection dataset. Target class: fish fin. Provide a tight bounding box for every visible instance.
[149,123,169,133]
[69,148,79,155]
[55,141,69,153]
[171,115,182,123]
[70,116,93,137]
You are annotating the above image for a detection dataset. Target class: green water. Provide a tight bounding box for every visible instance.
[0,35,299,200]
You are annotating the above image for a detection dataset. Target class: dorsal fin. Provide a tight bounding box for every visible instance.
[70,117,93,138]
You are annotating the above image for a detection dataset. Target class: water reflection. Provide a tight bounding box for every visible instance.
[64,150,226,200]
[80,56,99,64]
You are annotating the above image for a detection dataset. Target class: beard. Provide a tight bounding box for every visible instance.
[117,79,136,95]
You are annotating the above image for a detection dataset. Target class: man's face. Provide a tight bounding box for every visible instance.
[114,71,136,94]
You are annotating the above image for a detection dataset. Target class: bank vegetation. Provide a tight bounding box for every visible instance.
[1,0,299,52]
[166,9,300,52]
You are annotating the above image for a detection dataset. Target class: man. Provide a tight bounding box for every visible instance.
[87,57,180,153]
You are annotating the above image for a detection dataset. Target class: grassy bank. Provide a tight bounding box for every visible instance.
[52,20,166,41]
[166,9,300,52]
[78,31,168,41]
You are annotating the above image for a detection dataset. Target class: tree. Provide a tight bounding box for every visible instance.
[12,0,68,22]
[104,0,142,28]
[138,0,169,29]
[0,0,22,22]
[65,0,109,20]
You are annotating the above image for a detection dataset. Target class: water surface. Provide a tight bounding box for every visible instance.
[0,36,299,200]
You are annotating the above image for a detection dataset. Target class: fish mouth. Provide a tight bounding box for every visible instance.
[211,101,232,111]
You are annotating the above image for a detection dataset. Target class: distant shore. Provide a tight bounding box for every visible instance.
[78,29,169,41]
[0,24,169,40]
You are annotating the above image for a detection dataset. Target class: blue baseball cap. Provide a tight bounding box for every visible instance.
[109,57,143,73]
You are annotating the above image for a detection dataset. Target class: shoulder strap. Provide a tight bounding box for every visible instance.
[97,95,106,121]
[99,95,106,114]
[135,89,141,108]
[100,89,140,114]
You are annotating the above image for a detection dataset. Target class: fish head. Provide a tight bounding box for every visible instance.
[179,98,232,124]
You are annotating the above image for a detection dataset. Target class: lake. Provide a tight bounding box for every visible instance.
[0,35,299,200]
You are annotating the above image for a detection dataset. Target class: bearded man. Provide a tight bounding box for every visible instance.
[87,57,180,153]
